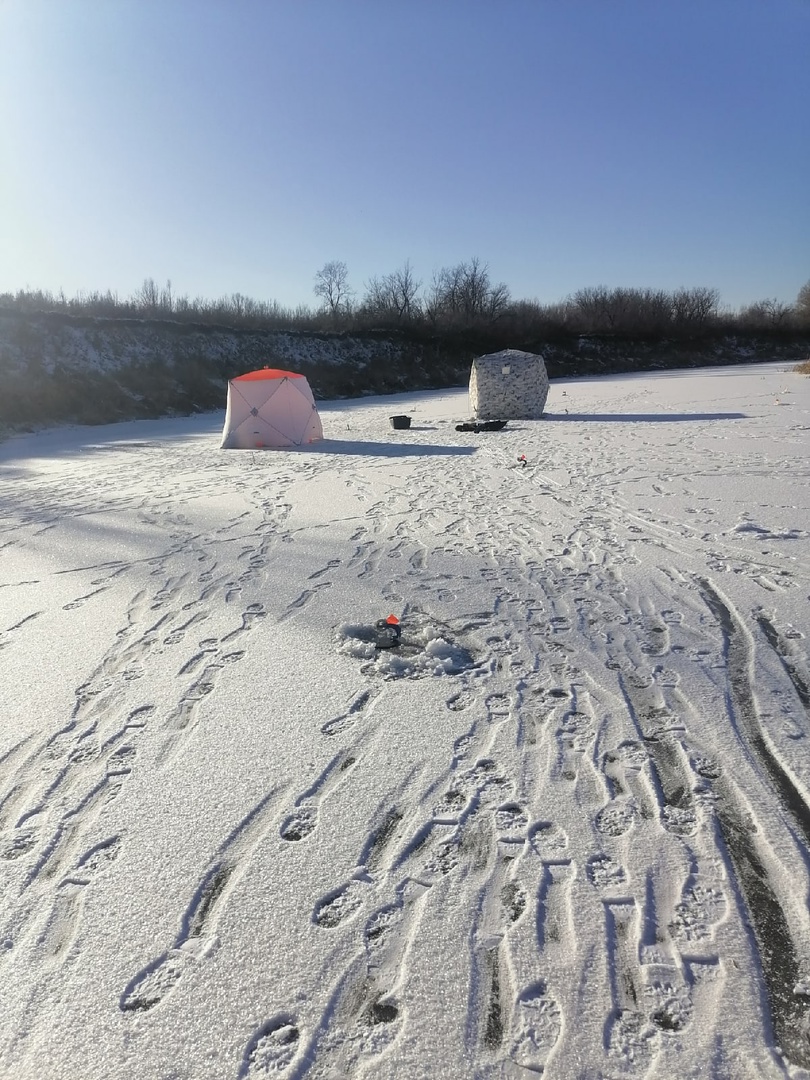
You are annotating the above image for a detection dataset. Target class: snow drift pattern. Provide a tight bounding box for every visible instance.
[220,368,323,449]
[469,348,549,420]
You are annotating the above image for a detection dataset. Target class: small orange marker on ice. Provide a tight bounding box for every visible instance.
[375,614,402,648]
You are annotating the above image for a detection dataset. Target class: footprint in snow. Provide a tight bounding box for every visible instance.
[671,882,727,943]
[421,839,460,881]
[70,835,122,879]
[431,788,469,820]
[662,803,697,837]
[501,880,528,924]
[587,854,627,889]
[279,807,316,842]
[314,878,370,928]
[68,743,101,765]
[107,745,136,772]
[495,802,529,836]
[485,692,511,719]
[2,827,38,860]
[654,665,681,686]
[626,670,655,690]
[120,951,190,1012]
[596,801,637,837]
[364,905,400,951]
[693,756,722,780]
[509,982,562,1072]
[644,977,693,1033]
[528,821,568,858]
[447,687,476,711]
[607,1008,661,1071]
[240,1016,300,1078]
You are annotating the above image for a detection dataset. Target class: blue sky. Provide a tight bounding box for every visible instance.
[1,0,808,312]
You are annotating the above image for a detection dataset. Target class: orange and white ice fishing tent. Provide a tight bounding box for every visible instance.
[220,368,324,449]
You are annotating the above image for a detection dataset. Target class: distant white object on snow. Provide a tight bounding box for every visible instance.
[220,367,324,449]
[468,348,549,420]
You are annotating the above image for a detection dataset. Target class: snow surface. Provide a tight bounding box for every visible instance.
[1,362,809,1080]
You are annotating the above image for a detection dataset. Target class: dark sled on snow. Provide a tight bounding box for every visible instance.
[455,420,508,433]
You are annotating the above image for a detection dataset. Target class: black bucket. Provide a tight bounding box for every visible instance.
[389,415,411,430]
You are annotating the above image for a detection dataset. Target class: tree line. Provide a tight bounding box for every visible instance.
[2,262,808,339]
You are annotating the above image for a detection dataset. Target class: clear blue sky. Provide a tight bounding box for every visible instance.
[1,0,808,312]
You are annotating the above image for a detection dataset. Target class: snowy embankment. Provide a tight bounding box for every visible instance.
[0,363,809,1079]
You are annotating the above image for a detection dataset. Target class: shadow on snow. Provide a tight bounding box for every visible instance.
[542,412,748,423]
[288,439,477,458]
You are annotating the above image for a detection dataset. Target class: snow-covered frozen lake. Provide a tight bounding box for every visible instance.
[1,362,809,1079]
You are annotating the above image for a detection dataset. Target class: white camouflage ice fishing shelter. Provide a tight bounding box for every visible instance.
[220,368,324,449]
[469,349,549,420]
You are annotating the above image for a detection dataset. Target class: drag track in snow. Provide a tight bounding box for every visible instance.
[1,362,809,1079]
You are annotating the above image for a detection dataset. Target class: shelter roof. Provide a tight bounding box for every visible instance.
[233,368,304,382]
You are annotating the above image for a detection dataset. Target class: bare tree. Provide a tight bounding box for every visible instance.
[568,286,684,335]
[132,277,174,315]
[361,260,421,323]
[672,287,719,330]
[795,280,810,327]
[569,286,616,331]
[425,263,464,324]
[498,298,570,337]
[160,279,173,313]
[134,277,160,313]
[739,297,794,330]
[486,279,511,322]
[389,260,421,320]
[458,257,489,319]
[633,288,675,334]
[611,288,673,334]
[425,258,509,327]
[362,275,389,318]
[314,261,353,322]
